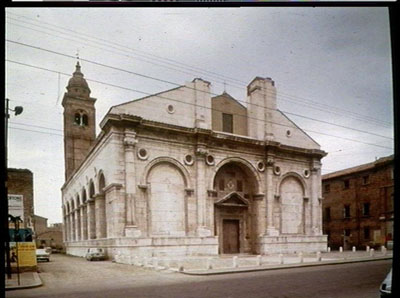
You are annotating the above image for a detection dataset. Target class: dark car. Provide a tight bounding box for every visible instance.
[380,269,392,297]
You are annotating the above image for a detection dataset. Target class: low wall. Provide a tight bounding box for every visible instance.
[65,236,219,260]
[257,235,328,254]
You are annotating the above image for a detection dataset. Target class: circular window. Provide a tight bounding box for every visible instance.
[137,148,149,160]
[286,130,292,137]
[304,169,310,178]
[184,154,194,165]
[206,155,215,165]
[257,161,265,172]
[167,104,175,114]
[274,166,281,176]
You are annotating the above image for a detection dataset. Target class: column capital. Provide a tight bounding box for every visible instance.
[311,167,320,173]
[195,147,208,157]
[266,157,275,167]
[123,129,138,148]
[93,193,105,200]
[103,183,123,194]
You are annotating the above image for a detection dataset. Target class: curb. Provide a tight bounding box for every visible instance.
[181,256,392,276]
[5,272,43,291]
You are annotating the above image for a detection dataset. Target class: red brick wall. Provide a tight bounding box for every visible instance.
[322,160,394,250]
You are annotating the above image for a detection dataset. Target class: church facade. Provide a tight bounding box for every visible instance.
[61,63,327,259]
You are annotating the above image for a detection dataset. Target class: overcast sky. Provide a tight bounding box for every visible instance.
[5,7,393,224]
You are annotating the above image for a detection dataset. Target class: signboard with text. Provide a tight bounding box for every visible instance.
[8,194,24,222]
[9,242,37,267]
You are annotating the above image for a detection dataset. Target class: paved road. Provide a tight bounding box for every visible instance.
[6,254,391,298]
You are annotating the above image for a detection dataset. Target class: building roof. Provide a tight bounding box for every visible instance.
[322,155,394,180]
[8,168,33,174]
[211,91,247,109]
[33,214,48,221]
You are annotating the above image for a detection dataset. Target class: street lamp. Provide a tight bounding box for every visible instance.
[4,98,23,279]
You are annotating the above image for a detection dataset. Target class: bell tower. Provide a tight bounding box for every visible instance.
[62,62,96,181]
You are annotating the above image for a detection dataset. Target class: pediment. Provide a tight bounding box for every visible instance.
[215,192,249,207]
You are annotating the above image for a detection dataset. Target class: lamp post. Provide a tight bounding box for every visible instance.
[4,98,23,279]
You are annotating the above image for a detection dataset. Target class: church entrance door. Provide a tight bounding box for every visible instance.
[222,219,240,254]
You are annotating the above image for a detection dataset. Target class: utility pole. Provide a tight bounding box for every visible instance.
[4,98,23,279]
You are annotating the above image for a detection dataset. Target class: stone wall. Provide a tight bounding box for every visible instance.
[211,93,247,136]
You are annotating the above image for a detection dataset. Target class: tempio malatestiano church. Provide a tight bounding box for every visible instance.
[61,62,327,259]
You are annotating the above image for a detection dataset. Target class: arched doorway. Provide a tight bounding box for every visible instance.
[213,162,258,254]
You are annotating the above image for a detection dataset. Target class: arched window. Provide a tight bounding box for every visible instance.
[74,113,81,125]
[73,111,89,127]
[82,114,88,126]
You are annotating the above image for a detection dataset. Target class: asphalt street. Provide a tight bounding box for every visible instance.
[6,254,391,298]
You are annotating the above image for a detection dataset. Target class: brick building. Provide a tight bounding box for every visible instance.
[7,168,34,229]
[322,155,394,250]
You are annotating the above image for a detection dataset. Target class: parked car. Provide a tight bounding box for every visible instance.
[85,248,106,261]
[36,248,50,262]
[45,247,52,254]
[380,268,392,297]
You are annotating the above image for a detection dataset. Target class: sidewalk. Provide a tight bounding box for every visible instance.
[125,250,393,276]
[181,253,392,275]
[5,272,42,291]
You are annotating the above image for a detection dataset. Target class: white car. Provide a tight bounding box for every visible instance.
[85,248,106,261]
[380,269,392,297]
[36,248,50,262]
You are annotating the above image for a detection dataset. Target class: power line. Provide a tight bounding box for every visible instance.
[5,40,394,140]
[7,60,394,151]
[6,13,247,87]
[6,16,393,128]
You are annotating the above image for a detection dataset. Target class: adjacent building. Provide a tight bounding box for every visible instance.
[322,155,394,250]
[61,62,327,260]
[33,215,64,251]
[7,168,34,229]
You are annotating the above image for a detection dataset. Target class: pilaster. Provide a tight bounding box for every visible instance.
[94,194,106,239]
[123,129,141,237]
[310,159,322,235]
[87,199,96,239]
[265,157,279,236]
[195,147,212,237]
[80,204,88,240]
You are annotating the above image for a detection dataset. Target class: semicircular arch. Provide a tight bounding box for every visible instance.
[276,172,308,197]
[210,157,262,193]
[141,156,192,189]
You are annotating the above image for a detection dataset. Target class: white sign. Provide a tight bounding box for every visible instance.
[8,194,24,221]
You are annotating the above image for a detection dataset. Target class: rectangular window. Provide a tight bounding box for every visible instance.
[343,205,351,218]
[222,113,233,133]
[364,227,370,239]
[219,179,225,191]
[363,202,370,216]
[344,229,351,237]
[324,184,330,193]
[343,179,350,189]
[237,180,243,192]
[362,175,369,185]
[325,207,331,221]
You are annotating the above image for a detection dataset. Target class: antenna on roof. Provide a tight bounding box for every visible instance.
[223,81,226,93]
